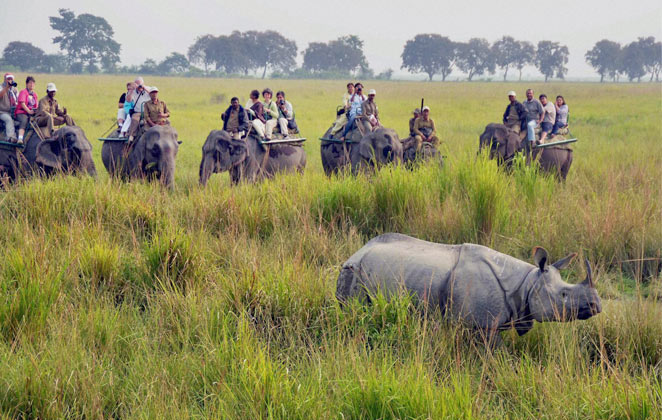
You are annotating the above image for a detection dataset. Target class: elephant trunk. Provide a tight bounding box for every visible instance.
[159,152,176,189]
[199,153,215,187]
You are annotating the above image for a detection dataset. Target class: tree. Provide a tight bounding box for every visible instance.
[187,34,215,74]
[49,8,121,71]
[535,41,569,82]
[492,36,521,81]
[456,38,495,81]
[2,41,45,70]
[302,35,370,75]
[39,54,68,73]
[139,59,158,75]
[637,36,661,82]
[205,33,251,74]
[513,41,535,81]
[585,40,621,82]
[158,52,190,74]
[620,40,647,82]
[376,68,394,80]
[401,34,457,81]
[242,30,297,78]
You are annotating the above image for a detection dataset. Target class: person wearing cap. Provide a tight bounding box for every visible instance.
[143,86,170,128]
[522,88,544,153]
[341,82,367,140]
[329,82,355,138]
[502,91,526,134]
[360,89,380,132]
[413,106,438,151]
[0,73,18,141]
[221,97,249,140]
[261,88,279,140]
[276,90,296,138]
[36,82,75,137]
[15,76,39,144]
[409,108,420,137]
[126,77,151,141]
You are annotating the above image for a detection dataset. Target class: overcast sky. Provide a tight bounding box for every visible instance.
[1,0,660,79]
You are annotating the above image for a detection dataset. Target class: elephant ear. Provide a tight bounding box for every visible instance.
[203,130,225,154]
[128,133,148,176]
[506,132,522,158]
[229,138,248,167]
[359,133,376,161]
[35,137,63,170]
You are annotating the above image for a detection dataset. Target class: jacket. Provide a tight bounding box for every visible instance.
[221,105,249,132]
[503,101,527,131]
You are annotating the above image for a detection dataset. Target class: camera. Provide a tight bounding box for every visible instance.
[9,81,17,87]
[279,100,285,106]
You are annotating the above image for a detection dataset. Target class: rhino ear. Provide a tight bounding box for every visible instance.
[552,253,577,270]
[532,247,549,271]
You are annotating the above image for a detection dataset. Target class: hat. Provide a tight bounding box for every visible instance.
[422,106,430,112]
[46,83,57,92]
[368,89,376,95]
[4,73,14,80]
[507,90,516,97]
[149,86,159,93]
[413,108,420,114]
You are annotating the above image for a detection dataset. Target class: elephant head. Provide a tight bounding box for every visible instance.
[199,130,248,186]
[479,123,522,162]
[35,126,97,177]
[129,125,179,188]
[355,127,403,172]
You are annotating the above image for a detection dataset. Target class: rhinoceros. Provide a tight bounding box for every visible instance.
[336,233,601,342]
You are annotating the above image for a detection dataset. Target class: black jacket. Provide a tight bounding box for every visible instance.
[221,105,250,132]
[503,101,527,131]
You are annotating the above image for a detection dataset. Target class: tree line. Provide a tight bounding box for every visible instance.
[1,8,660,82]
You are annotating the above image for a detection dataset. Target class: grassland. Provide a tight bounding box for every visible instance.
[0,75,660,419]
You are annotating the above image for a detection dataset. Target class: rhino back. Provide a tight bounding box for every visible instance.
[341,233,461,306]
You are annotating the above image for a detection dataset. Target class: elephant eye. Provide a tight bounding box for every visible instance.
[151,144,160,155]
[561,291,568,299]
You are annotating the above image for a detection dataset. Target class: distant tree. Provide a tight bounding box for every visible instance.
[2,41,45,70]
[139,59,158,75]
[158,52,190,74]
[187,34,215,74]
[637,36,661,82]
[376,68,394,80]
[620,40,647,82]
[456,38,495,81]
[38,54,68,73]
[492,36,521,81]
[70,62,84,74]
[302,35,369,75]
[49,8,121,71]
[205,33,251,74]
[242,30,297,79]
[535,41,569,82]
[513,41,535,81]
[585,40,621,82]
[401,34,457,81]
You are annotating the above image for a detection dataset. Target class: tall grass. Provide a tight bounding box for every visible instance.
[0,77,659,418]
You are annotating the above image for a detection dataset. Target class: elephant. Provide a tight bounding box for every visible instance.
[350,127,403,174]
[199,130,306,186]
[102,125,179,188]
[401,136,443,168]
[321,126,403,176]
[0,126,96,184]
[479,123,573,181]
[320,124,363,176]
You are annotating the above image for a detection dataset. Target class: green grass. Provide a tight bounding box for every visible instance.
[0,75,660,418]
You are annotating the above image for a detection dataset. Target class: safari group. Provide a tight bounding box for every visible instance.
[0,71,576,187]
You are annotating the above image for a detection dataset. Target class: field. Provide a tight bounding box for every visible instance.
[0,75,660,419]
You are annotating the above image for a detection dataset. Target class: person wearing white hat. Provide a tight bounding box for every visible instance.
[360,88,380,132]
[36,82,75,137]
[502,90,526,135]
[0,73,19,141]
[413,106,438,151]
[143,86,170,128]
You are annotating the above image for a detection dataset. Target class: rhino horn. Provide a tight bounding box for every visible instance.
[581,258,595,288]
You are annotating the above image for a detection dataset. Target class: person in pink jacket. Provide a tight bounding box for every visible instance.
[15,76,38,144]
